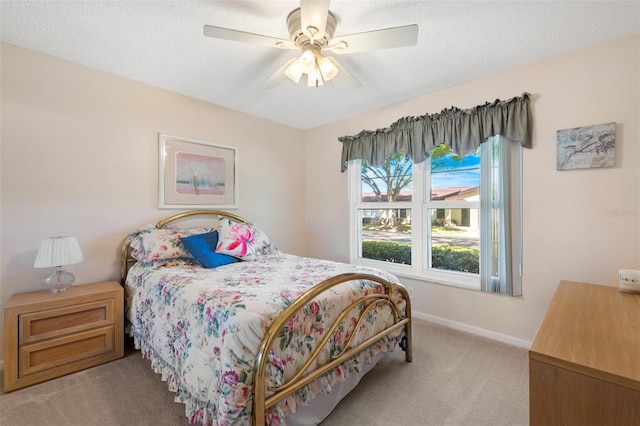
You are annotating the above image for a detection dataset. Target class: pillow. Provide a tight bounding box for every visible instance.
[127,226,207,262]
[215,217,256,260]
[181,231,240,268]
[248,222,279,256]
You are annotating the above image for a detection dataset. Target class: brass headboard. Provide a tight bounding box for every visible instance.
[120,210,248,285]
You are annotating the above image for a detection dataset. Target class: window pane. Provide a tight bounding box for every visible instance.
[361,154,412,202]
[429,208,479,273]
[430,145,480,202]
[359,208,411,265]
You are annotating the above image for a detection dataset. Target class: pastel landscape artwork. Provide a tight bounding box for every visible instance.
[175,152,226,195]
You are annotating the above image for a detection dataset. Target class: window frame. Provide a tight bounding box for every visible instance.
[348,140,522,294]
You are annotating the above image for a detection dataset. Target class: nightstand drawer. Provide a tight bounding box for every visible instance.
[19,325,115,376]
[19,299,115,345]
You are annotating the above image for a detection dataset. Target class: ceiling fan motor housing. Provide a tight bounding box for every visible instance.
[287,8,337,51]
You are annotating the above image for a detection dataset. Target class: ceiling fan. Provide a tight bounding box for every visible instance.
[203,0,419,89]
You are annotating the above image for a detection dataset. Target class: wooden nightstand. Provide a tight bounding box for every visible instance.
[3,281,124,392]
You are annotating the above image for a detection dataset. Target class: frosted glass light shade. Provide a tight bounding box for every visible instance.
[285,60,303,83]
[34,236,84,293]
[299,49,316,74]
[318,56,338,82]
[307,68,323,87]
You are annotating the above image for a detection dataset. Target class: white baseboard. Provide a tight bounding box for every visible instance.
[412,310,532,349]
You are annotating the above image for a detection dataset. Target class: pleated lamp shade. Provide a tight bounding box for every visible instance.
[34,236,84,293]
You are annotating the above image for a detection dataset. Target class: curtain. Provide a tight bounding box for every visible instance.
[479,137,509,294]
[339,93,531,172]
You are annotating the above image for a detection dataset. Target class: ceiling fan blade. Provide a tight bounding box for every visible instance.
[204,25,296,50]
[300,0,330,41]
[326,24,418,54]
[327,57,360,90]
[259,58,298,89]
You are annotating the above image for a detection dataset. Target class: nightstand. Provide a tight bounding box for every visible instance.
[3,281,124,392]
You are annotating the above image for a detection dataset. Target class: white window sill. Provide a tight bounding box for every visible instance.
[352,257,481,291]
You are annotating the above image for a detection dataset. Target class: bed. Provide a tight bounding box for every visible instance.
[121,210,412,425]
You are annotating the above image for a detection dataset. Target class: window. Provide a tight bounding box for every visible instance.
[349,136,522,296]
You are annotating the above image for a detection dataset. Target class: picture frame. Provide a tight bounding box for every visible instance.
[158,133,238,209]
[556,122,615,170]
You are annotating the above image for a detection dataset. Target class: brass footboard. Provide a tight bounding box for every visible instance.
[253,272,412,425]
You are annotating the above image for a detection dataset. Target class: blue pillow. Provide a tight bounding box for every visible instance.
[181,231,240,268]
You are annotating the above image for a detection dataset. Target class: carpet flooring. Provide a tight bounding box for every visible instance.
[0,320,529,425]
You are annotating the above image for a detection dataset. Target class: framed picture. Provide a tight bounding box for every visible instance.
[158,133,238,209]
[556,122,615,170]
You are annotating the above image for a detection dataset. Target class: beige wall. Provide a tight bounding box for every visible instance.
[0,43,306,357]
[305,34,640,344]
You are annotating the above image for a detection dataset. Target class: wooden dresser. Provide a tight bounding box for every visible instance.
[529,280,640,425]
[4,281,124,392]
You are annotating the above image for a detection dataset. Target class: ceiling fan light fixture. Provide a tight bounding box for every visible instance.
[284,60,303,83]
[307,67,323,87]
[299,49,316,74]
[318,56,338,81]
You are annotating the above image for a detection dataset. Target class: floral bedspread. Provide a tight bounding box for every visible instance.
[125,253,405,425]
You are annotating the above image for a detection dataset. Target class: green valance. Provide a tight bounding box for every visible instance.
[339,93,531,172]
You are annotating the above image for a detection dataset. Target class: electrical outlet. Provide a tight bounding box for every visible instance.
[406,286,415,298]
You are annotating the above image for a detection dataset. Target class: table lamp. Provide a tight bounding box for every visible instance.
[33,236,84,293]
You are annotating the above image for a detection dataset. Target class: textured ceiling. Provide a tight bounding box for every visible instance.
[1,1,639,130]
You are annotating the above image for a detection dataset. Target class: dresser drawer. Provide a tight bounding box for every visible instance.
[19,325,115,376]
[19,299,115,345]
